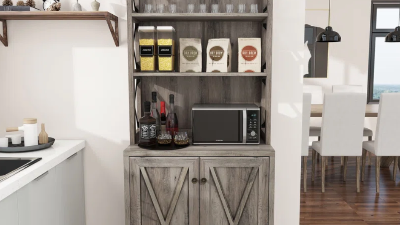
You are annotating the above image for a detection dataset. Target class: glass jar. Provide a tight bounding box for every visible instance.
[138,26,156,71]
[157,26,176,72]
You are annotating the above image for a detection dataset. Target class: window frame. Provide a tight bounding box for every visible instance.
[368,2,400,103]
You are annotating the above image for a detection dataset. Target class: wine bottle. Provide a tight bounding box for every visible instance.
[139,101,157,147]
[150,92,161,135]
[160,101,167,132]
[166,94,179,136]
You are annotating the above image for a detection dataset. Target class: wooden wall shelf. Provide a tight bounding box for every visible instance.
[0,11,119,47]
[132,13,268,22]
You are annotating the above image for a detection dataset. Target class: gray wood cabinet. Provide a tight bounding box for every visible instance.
[128,156,271,225]
[0,192,19,225]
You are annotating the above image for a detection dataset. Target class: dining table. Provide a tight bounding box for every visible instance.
[311,104,397,169]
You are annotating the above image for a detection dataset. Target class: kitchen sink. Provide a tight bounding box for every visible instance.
[0,158,42,182]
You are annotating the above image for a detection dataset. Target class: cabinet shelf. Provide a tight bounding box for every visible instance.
[132,13,268,22]
[134,72,267,77]
[0,11,119,47]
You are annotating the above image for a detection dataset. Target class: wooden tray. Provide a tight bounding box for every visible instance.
[0,137,55,153]
[138,142,190,151]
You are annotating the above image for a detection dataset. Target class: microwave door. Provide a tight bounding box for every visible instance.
[192,110,243,144]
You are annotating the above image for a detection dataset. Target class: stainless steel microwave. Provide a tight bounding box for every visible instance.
[192,104,260,144]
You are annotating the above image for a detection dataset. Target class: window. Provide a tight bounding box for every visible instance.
[368,3,400,102]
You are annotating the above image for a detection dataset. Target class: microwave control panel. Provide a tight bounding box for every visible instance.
[246,110,260,143]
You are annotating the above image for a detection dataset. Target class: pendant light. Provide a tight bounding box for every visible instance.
[316,0,341,42]
[385,8,400,42]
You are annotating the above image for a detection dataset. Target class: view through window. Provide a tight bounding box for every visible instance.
[369,3,400,102]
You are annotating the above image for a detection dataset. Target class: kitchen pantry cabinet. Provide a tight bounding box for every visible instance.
[128,156,270,225]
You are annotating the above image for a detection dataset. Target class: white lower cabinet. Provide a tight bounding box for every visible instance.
[0,192,19,225]
[56,151,86,225]
[17,168,58,225]
[0,150,86,225]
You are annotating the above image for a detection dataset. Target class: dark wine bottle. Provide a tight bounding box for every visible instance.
[139,101,157,147]
[166,94,179,136]
[160,101,167,132]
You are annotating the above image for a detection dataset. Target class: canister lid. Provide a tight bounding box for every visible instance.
[157,26,175,32]
[23,118,37,124]
[138,26,155,32]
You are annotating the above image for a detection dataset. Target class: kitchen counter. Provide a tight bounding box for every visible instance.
[0,140,85,201]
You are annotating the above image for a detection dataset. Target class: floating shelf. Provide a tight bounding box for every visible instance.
[134,72,267,77]
[132,13,268,22]
[0,11,119,47]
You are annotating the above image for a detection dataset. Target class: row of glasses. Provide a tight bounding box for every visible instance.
[144,3,259,13]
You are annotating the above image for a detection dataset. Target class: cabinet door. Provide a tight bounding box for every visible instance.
[56,151,86,225]
[17,168,58,225]
[200,157,269,225]
[0,193,19,225]
[130,157,199,225]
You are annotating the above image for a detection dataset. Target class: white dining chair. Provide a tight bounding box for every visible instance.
[303,85,323,137]
[332,85,374,165]
[311,93,366,193]
[302,93,312,192]
[361,93,400,193]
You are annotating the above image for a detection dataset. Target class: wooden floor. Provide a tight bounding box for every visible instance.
[301,153,400,225]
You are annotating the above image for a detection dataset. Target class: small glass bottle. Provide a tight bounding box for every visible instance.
[160,101,167,132]
[139,101,157,147]
[166,94,179,136]
[150,92,161,135]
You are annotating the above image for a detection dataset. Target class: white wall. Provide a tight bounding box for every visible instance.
[0,1,130,225]
[272,0,305,224]
[0,0,306,224]
[305,0,377,132]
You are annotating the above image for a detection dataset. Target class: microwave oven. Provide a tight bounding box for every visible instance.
[192,104,260,144]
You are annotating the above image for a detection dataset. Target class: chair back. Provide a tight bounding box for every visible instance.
[302,93,312,156]
[303,85,323,104]
[320,93,366,156]
[374,93,400,156]
[332,85,363,93]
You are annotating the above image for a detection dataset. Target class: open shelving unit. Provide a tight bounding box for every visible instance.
[127,0,273,146]
[0,11,119,47]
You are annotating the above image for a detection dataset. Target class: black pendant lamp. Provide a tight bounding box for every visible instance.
[385,9,400,42]
[316,0,341,42]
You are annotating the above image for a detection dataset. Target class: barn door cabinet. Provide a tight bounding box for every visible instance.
[124,148,275,225]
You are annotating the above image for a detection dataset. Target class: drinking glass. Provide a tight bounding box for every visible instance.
[187,4,194,13]
[199,4,207,13]
[226,4,234,13]
[169,4,177,13]
[144,4,153,13]
[238,4,246,13]
[211,4,219,13]
[250,4,258,13]
[157,4,165,13]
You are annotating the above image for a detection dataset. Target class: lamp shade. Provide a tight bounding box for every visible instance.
[316,26,341,42]
[385,26,400,42]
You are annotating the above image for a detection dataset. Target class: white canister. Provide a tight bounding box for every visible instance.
[0,137,8,147]
[6,118,38,147]
[6,134,22,145]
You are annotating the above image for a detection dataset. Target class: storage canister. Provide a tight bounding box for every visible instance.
[139,26,156,71]
[157,26,175,71]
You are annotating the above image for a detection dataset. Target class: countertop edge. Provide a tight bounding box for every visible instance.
[0,140,85,202]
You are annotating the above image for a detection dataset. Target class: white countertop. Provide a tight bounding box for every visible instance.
[0,140,85,201]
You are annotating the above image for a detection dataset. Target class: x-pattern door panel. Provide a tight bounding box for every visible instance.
[200,157,269,225]
[130,157,199,225]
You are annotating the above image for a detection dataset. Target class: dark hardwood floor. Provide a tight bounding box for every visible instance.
[301,153,400,225]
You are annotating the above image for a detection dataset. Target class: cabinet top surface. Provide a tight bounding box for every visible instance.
[0,140,85,202]
[124,144,275,157]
